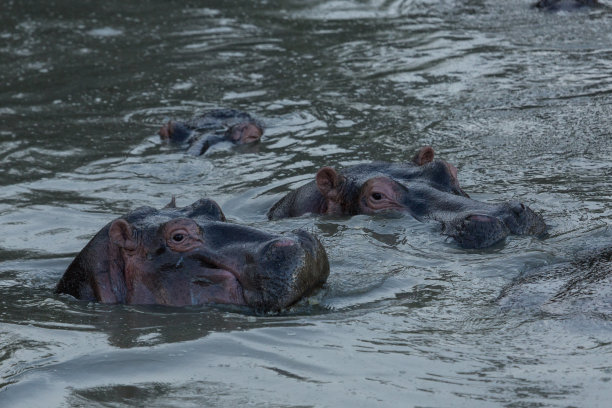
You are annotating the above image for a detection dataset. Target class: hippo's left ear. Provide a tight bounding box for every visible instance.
[413,146,435,166]
[109,219,137,251]
[164,196,177,209]
[316,167,343,200]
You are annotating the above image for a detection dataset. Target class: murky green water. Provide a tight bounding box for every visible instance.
[1,0,611,406]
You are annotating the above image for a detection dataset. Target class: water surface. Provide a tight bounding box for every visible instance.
[1,0,611,406]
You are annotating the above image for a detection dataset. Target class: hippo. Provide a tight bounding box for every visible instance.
[534,0,600,10]
[267,146,546,249]
[497,245,611,316]
[159,109,263,156]
[56,198,329,312]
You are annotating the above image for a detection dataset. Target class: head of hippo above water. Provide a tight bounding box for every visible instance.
[56,198,329,312]
[268,146,547,249]
[159,109,264,156]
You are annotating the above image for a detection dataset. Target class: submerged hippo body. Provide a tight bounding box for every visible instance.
[497,245,612,316]
[535,0,600,10]
[268,147,546,249]
[56,198,329,312]
[159,109,263,156]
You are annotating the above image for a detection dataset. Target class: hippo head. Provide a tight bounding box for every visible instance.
[223,122,263,144]
[56,198,329,312]
[159,121,263,145]
[159,109,264,155]
[313,146,468,215]
[268,146,546,249]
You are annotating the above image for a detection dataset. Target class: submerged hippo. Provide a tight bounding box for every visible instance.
[159,109,263,156]
[497,245,611,316]
[56,198,329,312]
[535,0,600,10]
[268,146,546,249]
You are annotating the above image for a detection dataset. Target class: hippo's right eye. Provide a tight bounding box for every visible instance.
[372,192,383,200]
[164,221,203,252]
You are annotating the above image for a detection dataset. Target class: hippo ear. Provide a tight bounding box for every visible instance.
[413,146,435,166]
[316,167,342,199]
[164,196,177,209]
[109,219,137,251]
[158,120,173,140]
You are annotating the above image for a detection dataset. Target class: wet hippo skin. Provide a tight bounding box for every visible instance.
[534,0,601,10]
[56,198,329,312]
[268,146,546,249]
[159,109,263,156]
[497,245,612,316]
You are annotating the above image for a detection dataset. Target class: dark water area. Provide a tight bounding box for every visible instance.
[1,0,611,406]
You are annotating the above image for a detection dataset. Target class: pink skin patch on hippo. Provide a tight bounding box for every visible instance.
[271,239,297,248]
[360,177,404,213]
[465,214,497,223]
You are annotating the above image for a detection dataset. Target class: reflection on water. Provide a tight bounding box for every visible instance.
[1,0,611,406]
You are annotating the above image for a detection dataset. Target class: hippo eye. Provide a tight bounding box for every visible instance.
[164,223,201,252]
[371,192,383,200]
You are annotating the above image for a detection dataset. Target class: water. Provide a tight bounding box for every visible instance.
[1,0,611,406]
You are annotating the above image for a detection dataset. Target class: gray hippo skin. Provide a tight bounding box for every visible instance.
[497,245,612,316]
[159,109,263,156]
[56,198,329,312]
[535,0,601,11]
[268,146,546,249]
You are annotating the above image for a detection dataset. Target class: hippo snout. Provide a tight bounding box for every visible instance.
[443,214,510,249]
[442,200,547,249]
[498,201,547,236]
[240,231,329,311]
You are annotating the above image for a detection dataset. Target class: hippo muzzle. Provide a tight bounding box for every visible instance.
[435,199,547,249]
[184,230,329,310]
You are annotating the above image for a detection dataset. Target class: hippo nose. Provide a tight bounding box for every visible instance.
[259,237,303,269]
[501,201,547,236]
[245,231,329,311]
[258,230,322,263]
[510,201,526,216]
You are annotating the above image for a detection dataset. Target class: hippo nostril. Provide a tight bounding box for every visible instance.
[466,214,496,223]
[271,239,297,248]
[259,238,299,260]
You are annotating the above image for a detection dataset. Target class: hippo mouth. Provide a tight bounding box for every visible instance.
[188,255,247,306]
